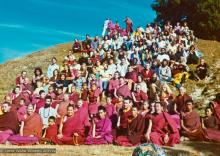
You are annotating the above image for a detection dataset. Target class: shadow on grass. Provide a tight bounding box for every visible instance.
[164,141,220,156]
[184,141,220,156]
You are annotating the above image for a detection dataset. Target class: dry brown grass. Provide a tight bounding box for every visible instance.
[0,142,220,156]
[0,40,220,156]
[0,42,72,100]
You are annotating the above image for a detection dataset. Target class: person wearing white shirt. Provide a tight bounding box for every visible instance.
[158,59,172,83]
[167,42,177,54]
[102,18,110,37]
[157,48,170,62]
[47,57,59,79]
[117,58,129,77]
[100,63,112,96]
[39,96,58,128]
[108,58,117,75]
[158,38,166,49]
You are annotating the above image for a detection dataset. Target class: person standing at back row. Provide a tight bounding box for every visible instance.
[102,18,110,37]
[125,16,133,34]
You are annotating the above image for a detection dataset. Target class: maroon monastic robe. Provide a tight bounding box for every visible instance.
[108,79,119,94]
[116,85,132,99]
[181,110,206,141]
[69,92,79,104]
[52,115,85,145]
[133,91,148,109]
[0,111,19,144]
[8,113,43,145]
[150,112,180,146]
[45,124,58,141]
[0,111,19,133]
[174,94,192,113]
[116,114,145,146]
[117,108,133,137]
[85,117,113,145]
[214,104,220,129]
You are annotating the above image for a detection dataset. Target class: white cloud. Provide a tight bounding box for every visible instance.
[0,22,85,38]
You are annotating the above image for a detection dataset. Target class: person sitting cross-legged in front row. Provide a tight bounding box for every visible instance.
[145,102,180,146]
[85,106,113,145]
[116,106,145,146]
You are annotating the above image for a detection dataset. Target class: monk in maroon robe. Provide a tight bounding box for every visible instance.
[105,96,117,128]
[0,102,19,144]
[145,102,180,146]
[125,17,133,34]
[34,90,46,113]
[11,86,29,110]
[116,99,133,137]
[125,66,138,83]
[16,99,27,121]
[141,65,153,83]
[57,94,71,118]
[69,85,79,104]
[213,103,220,128]
[88,84,101,116]
[114,77,131,99]
[180,100,206,141]
[210,94,220,129]
[202,107,220,142]
[75,100,90,135]
[55,87,64,101]
[116,106,145,146]
[86,106,113,145]
[174,87,192,114]
[80,82,89,101]
[108,72,120,95]
[15,71,27,87]
[52,105,85,145]
[41,116,58,143]
[132,84,148,109]
[8,104,43,145]
[47,86,56,99]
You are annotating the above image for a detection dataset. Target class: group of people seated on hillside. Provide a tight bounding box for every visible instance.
[0,18,218,147]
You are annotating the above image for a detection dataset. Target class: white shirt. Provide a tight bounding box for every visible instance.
[47,63,59,78]
[39,107,57,126]
[117,63,128,77]
[157,54,170,62]
[104,19,110,28]
[158,40,166,49]
[108,64,117,75]
[100,69,112,81]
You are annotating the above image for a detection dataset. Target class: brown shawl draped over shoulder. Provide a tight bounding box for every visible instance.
[23,113,43,138]
[0,112,19,133]
[127,114,145,144]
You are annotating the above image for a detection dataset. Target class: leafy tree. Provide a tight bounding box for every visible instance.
[151,0,220,40]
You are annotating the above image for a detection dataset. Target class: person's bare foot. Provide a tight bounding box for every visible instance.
[180,136,185,142]
[5,141,11,145]
[180,136,190,142]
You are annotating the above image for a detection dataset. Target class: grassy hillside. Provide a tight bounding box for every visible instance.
[0,39,219,104]
[0,39,219,156]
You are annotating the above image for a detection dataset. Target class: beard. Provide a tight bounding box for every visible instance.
[151,78,157,83]
[44,104,50,108]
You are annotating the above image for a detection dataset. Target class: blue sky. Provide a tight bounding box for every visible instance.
[0,0,155,63]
